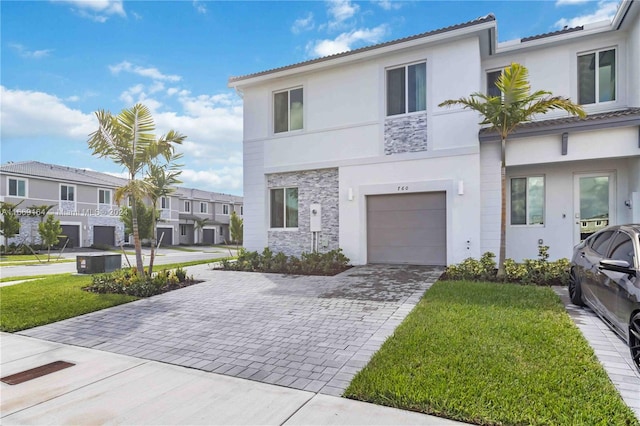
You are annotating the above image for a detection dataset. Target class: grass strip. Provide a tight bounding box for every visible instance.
[0,274,137,332]
[345,280,638,426]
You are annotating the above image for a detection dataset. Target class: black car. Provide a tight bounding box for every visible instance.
[569,224,640,372]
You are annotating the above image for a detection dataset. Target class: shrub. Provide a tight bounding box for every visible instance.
[84,266,196,297]
[221,248,350,276]
[445,246,570,286]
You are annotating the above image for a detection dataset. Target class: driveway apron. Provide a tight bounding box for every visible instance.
[19,265,442,395]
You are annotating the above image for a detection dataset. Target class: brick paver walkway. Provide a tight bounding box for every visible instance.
[20,265,442,395]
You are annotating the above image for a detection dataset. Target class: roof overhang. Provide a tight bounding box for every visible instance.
[478,108,640,142]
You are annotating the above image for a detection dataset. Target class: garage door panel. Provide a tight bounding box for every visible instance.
[60,225,80,248]
[93,226,115,246]
[367,192,446,266]
[368,210,445,229]
[367,193,446,210]
[157,228,173,245]
[368,227,447,247]
[203,229,215,244]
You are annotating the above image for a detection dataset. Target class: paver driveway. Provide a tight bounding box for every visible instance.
[20,265,442,395]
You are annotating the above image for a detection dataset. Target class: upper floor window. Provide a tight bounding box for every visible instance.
[270,187,298,228]
[510,176,544,226]
[200,202,208,214]
[486,69,503,97]
[274,87,303,133]
[8,178,26,197]
[98,189,111,205]
[161,197,169,209]
[578,48,616,104]
[184,201,191,212]
[240,206,243,215]
[222,204,229,215]
[386,62,426,116]
[60,184,75,202]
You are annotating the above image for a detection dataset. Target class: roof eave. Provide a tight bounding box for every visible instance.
[228,19,496,88]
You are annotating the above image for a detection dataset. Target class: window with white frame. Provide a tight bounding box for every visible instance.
[8,178,26,197]
[486,69,503,97]
[274,87,303,133]
[222,204,229,215]
[98,189,111,205]
[511,177,545,225]
[578,48,616,104]
[200,202,208,213]
[386,62,426,116]
[180,224,187,236]
[184,201,191,212]
[161,197,169,209]
[270,187,298,228]
[60,184,75,201]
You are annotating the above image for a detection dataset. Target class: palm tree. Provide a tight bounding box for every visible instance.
[88,103,185,275]
[146,156,183,275]
[439,63,585,277]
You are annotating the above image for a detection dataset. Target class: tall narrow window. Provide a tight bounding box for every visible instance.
[270,188,298,228]
[511,177,545,225]
[578,49,615,104]
[386,62,426,116]
[161,197,169,209]
[184,201,190,212]
[98,189,111,205]
[222,204,229,215]
[200,202,208,213]
[60,185,75,201]
[8,178,26,197]
[274,87,303,133]
[486,70,502,97]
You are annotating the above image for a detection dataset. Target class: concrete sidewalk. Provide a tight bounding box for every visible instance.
[1,333,464,425]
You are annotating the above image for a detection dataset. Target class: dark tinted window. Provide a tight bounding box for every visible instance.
[590,230,615,255]
[608,232,635,266]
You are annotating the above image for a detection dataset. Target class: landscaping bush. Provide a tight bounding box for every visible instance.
[84,267,197,297]
[221,247,350,276]
[444,245,570,286]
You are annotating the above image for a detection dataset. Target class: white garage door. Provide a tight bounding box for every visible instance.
[367,192,446,266]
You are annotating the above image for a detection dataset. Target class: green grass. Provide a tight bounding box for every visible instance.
[0,257,234,332]
[0,274,137,332]
[345,281,638,426]
[0,254,75,266]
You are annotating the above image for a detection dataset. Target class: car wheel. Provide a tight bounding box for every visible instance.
[630,313,640,373]
[568,269,585,306]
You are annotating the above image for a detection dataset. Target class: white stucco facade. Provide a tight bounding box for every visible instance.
[231,3,640,265]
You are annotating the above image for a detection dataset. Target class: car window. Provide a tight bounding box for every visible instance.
[608,232,635,266]
[590,230,616,256]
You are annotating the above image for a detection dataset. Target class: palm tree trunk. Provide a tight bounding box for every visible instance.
[131,196,145,275]
[497,137,507,278]
[149,204,156,276]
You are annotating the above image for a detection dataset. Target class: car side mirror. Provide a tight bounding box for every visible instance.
[599,259,637,276]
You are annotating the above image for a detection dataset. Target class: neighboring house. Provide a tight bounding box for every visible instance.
[229,2,639,266]
[0,161,243,248]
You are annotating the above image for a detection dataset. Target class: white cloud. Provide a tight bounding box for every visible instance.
[180,167,243,193]
[555,0,591,5]
[8,43,53,59]
[307,25,388,57]
[555,1,619,28]
[193,0,207,14]
[52,0,126,22]
[109,61,181,82]
[292,12,315,34]
[324,0,360,31]
[377,0,402,11]
[0,86,96,140]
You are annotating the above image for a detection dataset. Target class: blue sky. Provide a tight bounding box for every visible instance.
[1,0,622,195]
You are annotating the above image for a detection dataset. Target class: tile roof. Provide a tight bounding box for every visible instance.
[0,161,127,187]
[228,14,495,84]
[520,25,584,43]
[479,108,640,141]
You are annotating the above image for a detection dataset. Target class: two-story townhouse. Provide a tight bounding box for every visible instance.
[172,187,244,244]
[0,161,127,248]
[0,161,244,248]
[229,1,639,266]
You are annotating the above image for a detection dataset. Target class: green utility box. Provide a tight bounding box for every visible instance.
[76,254,122,274]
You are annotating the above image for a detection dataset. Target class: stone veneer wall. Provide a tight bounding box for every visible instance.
[267,168,339,256]
[384,112,427,155]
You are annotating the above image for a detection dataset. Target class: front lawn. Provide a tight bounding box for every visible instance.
[345,281,638,425]
[0,274,137,332]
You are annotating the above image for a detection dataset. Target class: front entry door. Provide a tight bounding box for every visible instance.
[574,173,616,244]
